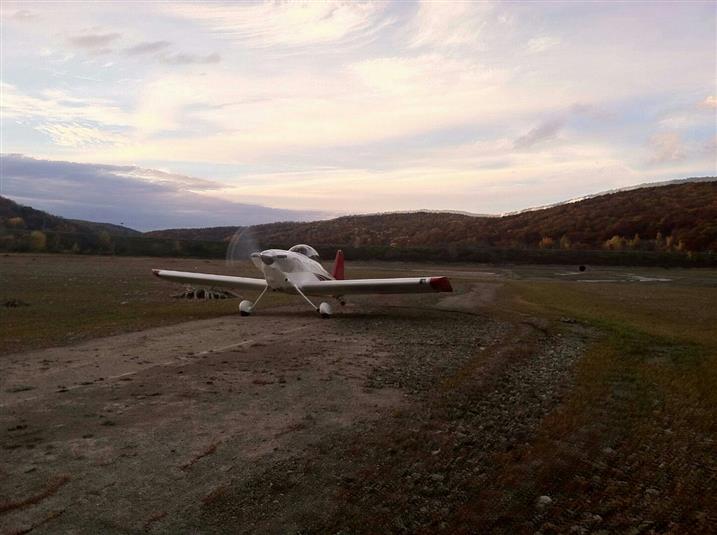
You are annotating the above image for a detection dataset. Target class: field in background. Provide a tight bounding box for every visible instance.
[0,254,283,355]
[2,253,715,532]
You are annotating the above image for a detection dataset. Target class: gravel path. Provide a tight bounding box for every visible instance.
[194,305,589,534]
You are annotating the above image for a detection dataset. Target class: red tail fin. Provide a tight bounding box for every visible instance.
[332,249,345,280]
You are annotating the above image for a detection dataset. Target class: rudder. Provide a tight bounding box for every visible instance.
[332,249,345,280]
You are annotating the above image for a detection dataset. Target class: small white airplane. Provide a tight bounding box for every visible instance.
[152,244,452,318]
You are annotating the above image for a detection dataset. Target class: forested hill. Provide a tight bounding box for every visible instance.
[2,178,716,256]
[0,196,139,236]
[144,226,241,242]
[162,179,716,253]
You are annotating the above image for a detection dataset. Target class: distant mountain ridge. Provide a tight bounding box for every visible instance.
[2,176,716,253]
[148,178,717,252]
[499,176,716,217]
[0,196,139,236]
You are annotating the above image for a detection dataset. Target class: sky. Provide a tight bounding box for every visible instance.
[0,0,715,230]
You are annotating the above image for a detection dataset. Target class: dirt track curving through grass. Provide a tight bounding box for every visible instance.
[2,256,715,534]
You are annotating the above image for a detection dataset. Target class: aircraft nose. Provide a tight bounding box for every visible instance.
[259,253,275,265]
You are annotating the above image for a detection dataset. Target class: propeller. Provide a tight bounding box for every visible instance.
[225,226,261,267]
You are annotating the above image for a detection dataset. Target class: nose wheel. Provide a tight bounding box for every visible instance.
[238,286,268,316]
[239,299,254,316]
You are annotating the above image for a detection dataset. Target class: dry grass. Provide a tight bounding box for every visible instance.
[0,475,70,514]
[142,510,168,531]
[447,280,717,532]
[0,254,412,356]
[201,485,228,506]
[0,254,295,355]
[180,442,218,471]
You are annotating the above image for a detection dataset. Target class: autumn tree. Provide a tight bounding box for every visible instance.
[29,230,47,251]
[538,236,555,249]
[603,235,626,250]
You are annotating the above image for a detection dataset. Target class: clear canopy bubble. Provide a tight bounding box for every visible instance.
[289,244,320,260]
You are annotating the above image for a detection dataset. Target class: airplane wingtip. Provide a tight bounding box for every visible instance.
[429,276,452,292]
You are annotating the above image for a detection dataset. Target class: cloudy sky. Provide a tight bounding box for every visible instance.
[1,1,715,230]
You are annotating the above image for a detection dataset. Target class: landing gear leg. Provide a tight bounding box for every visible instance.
[239,285,268,316]
[292,284,332,318]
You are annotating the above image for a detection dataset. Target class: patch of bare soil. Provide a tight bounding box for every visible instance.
[0,306,406,534]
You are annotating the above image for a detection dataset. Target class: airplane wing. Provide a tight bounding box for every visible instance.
[299,276,452,296]
[152,269,267,291]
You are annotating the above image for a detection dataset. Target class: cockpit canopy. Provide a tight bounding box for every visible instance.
[289,244,320,260]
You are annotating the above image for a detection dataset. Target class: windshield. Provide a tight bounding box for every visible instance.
[289,244,320,260]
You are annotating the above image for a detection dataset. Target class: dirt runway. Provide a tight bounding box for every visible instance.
[1,286,586,534]
[1,300,414,532]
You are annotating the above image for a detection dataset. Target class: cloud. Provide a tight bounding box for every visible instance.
[67,32,122,49]
[526,36,561,54]
[158,52,221,65]
[408,1,495,49]
[699,95,717,109]
[165,1,385,49]
[0,83,130,128]
[34,123,124,147]
[648,132,685,163]
[124,40,171,55]
[13,9,38,21]
[514,118,564,149]
[0,154,325,230]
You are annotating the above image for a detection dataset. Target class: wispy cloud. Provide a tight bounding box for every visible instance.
[34,123,124,147]
[514,118,564,149]
[67,32,121,49]
[158,52,221,65]
[526,35,561,54]
[12,9,38,21]
[699,95,717,109]
[124,40,171,56]
[0,83,129,128]
[408,1,495,49]
[165,1,385,49]
[648,132,685,164]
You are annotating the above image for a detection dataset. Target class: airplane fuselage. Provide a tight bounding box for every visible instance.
[251,249,333,292]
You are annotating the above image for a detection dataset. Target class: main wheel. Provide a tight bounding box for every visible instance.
[319,302,332,318]
[239,300,253,316]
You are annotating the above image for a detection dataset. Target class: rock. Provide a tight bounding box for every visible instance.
[536,495,553,508]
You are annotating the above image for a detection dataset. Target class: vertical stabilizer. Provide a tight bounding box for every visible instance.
[332,249,345,280]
